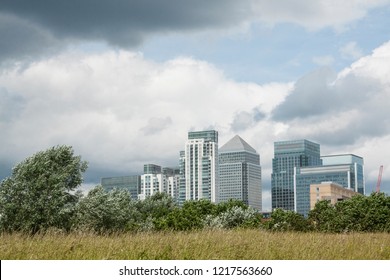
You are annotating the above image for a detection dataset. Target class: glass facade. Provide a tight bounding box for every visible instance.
[271,140,321,211]
[321,154,365,194]
[294,154,365,217]
[101,175,140,200]
[188,130,218,142]
[295,165,355,216]
[219,135,262,211]
[144,164,162,174]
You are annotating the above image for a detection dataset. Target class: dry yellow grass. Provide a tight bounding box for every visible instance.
[1,229,389,260]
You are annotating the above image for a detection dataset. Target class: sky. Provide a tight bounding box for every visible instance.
[1,0,390,211]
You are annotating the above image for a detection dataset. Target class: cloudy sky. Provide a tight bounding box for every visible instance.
[1,0,390,210]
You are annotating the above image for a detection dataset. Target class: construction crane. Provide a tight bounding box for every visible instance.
[376,165,384,193]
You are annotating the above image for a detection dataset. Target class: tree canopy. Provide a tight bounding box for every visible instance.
[0,145,88,233]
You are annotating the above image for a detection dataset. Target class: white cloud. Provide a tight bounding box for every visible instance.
[0,50,290,180]
[141,117,173,136]
[312,55,335,66]
[251,0,390,31]
[340,41,364,60]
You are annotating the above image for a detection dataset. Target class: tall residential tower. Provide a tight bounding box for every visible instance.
[139,164,180,201]
[180,130,219,203]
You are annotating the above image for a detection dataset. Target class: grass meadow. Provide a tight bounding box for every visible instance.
[1,229,389,260]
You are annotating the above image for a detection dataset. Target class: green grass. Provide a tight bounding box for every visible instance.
[1,229,389,260]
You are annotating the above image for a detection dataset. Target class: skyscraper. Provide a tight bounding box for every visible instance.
[219,135,262,211]
[180,130,219,203]
[271,139,321,211]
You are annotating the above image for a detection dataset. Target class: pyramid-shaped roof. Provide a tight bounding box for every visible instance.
[219,135,257,154]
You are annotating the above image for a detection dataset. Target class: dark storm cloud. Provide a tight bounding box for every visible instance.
[272,67,337,121]
[271,67,379,122]
[0,0,252,61]
[271,65,389,146]
[0,13,62,62]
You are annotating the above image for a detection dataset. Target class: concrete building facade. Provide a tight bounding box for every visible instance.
[219,135,262,211]
[139,164,180,201]
[310,182,360,210]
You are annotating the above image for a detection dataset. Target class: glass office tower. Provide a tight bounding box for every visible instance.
[321,154,365,194]
[271,139,321,211]
[295,164,357,216]
[101,175,140,200]
[294,154,365,216]
[219,135,262,211]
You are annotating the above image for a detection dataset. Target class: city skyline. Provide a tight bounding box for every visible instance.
[100,131,365,213]
[1,1,390,212]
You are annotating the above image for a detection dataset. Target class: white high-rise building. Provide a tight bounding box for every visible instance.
[139,164,180,201]
[139,164,164,200]
[181,130,219,203]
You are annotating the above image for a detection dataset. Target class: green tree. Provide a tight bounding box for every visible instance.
[308,200,338,232]
[334,192,390,232]
[362,192,390,232]
[213,199,248,215]
[264,208,310,232]
[133,192,177,231]
[308,193,390,233]
[74,185,136,233]
[166,199,216,231]
[0,145,87,233]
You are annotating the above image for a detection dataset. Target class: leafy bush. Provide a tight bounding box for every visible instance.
[264,208,310,232]
[308,200,338,232]
[133,192,177,231]
[73,185,136,233]
[165,199,215,231]
[204,206,260,229]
